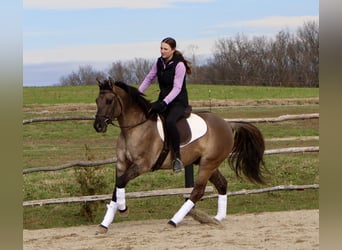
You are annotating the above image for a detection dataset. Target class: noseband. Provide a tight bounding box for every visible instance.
[95,114,114,126]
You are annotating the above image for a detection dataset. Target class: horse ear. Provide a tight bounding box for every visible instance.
[96,76,103,86]
[108,76,115,90]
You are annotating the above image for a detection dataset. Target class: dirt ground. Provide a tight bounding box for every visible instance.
[23,209,319,250]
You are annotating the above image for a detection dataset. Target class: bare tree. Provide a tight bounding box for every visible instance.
[60,71,81,86]
[127,58,154,84]
[204,21,319,87]
[59,65,104,86]
[79,65,102,85]
[296,21,319,87]
[249,36,272,85]
[59,21,318,87]
[107,61,129,82]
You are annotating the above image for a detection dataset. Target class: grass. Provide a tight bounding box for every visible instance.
[23,84,319,105]
[23,85,319,229]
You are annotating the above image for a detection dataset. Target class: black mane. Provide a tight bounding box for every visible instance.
[114,81,152,114]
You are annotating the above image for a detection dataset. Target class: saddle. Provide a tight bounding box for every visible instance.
[176,105,192,145]
[157,105,208,146]
[152,106,208,171]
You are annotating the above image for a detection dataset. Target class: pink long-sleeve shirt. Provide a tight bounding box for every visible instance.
[138,61,186,105]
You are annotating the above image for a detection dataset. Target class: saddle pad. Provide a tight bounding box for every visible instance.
[157,113,207,147]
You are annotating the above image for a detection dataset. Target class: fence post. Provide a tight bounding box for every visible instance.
[185,164,194,189]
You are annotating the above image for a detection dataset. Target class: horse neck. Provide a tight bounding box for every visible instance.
[116,98,147,130]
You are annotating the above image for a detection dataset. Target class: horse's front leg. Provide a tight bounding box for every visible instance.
[99,162,139,229]
[112,161,144,216]
[99,146,155,233]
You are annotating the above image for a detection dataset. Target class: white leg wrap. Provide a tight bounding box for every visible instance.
[214,194,227,221]
[100,201,118,228]
[116,188,126,211]
[170,199,195,225]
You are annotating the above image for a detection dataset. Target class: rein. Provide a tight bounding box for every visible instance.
[111,118,149,129]
[95,114,149,130]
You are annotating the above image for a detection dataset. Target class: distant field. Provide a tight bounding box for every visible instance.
[23,84,319,104]
[23,85,319,229]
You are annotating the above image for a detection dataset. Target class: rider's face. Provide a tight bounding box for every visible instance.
[160,42,175,61]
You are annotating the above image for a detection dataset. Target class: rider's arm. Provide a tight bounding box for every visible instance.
[163,62,186,105]
[138,62,157,93]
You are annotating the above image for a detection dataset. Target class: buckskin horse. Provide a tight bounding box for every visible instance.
[93,77,266,232]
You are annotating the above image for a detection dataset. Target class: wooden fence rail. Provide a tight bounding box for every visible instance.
[23,187,214,207]
[23,146,319,174]
[224,113,319,123]
[23,113,319,125]
[23,184,319,207]
[23,116,94,124]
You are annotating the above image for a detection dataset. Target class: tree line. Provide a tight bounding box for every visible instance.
[60,21,318,87]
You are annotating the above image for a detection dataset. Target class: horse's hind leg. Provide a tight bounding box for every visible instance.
[168,169,214,227]
[167,168,228,227]
[209,169,228,221]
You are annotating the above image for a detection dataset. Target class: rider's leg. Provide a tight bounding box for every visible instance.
[165,105,186,172]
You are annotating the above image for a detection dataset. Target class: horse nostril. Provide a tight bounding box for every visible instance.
[94,122,101,132]
[94,121,107,133]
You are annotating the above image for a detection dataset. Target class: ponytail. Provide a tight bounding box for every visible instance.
[174,50,192,75]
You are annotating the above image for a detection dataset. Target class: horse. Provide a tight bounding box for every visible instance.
[93,77,266,232]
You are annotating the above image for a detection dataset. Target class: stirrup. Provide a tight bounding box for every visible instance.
[172,158,184,173]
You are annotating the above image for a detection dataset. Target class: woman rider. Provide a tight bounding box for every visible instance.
[138,37,191,173]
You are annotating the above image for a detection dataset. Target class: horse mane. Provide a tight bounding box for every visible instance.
[114,81,152,114]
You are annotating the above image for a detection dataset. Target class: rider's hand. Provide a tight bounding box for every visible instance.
[147,100,167,116]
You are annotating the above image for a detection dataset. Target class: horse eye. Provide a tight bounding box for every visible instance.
[106,98,113,105]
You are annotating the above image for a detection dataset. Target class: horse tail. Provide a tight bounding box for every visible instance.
[228,122,267,184]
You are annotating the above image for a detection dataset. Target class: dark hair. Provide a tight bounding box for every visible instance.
[161,37,192,74]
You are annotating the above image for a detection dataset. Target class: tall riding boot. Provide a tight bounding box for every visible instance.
[172,151,184,173]
[166,110,184,173]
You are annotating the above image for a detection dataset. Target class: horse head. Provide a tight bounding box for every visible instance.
[93,77,122,133]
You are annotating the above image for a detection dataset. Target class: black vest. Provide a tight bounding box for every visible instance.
[156,55,188,107]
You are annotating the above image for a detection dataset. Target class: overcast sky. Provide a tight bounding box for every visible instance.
[23,0,319,86]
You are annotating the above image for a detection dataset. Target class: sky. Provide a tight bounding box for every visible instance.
[23,0,319,86]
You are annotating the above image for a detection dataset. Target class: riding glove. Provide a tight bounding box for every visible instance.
[148,100,167,116]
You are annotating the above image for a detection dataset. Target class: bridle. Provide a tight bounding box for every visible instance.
[95,90,149,130]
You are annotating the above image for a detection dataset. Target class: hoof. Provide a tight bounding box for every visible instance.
[95,225,108,235]
[167,220,177,227]
[118,206,129,217]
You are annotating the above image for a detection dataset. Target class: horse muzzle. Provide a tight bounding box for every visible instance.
[93,117,111,133]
